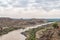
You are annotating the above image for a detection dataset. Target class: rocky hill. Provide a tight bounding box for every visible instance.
[0,17,47,29]
[37,28,60,40]
[23,22,60,40]
[0,17,48,36]
[36,22,60,40]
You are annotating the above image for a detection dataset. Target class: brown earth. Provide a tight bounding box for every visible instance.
[0,17,47,30]
[37,26,60,40]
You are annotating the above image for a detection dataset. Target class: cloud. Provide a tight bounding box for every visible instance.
[0,7,60,18]
[0,7,46,18]
[0,0,60,18]
[35,0,60,10]
[0,0,60,10]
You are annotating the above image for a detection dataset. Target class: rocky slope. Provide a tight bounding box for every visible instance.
[0,17,47,29]
[36,23,60,40]
[38,28,60,40]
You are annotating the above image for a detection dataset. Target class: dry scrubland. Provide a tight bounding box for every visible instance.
[23,22,60,40]
[0,17,60,40]
[0,17,47,36]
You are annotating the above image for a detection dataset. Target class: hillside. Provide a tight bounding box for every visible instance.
[0,17,47,28]
[0,17,47,36]
[23,22,60,40]
[37,22,60,40]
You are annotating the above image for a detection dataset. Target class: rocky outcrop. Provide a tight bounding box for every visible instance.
[38,29,60,40]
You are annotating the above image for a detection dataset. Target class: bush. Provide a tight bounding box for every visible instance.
[52,23,59,29]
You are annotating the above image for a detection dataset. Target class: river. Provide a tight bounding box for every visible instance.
[0,22,54,40]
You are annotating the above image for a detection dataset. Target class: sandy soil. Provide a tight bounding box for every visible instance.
[0,29,26,40]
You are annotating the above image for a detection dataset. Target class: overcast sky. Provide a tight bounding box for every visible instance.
[0,0,60,18]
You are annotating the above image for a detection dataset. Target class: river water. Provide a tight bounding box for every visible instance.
[0,22,54,40]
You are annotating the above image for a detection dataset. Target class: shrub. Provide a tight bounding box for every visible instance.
[52,23,59,29]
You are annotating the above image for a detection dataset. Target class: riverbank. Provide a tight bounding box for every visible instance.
[22,23,53,40]
[0,18,47,36]
[0,22,47,36]
[0,27,22,36]
[0,23,45,36]
[0,22,54,40]
[0,29,26,40]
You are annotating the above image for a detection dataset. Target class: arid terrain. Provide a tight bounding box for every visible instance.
[0,22,53,40]
[23,22,60,40]
[0,17,47,28]
[0,17,60,40]
[0,17,47,36]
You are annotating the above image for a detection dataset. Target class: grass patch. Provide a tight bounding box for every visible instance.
[0,27,22,36]
[25,26,53,40]
[25,27,45,40]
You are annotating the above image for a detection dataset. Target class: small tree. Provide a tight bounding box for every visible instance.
[52,23,59,29]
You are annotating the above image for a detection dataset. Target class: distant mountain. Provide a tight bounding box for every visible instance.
[47,19,60,22]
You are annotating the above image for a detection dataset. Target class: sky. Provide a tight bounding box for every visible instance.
[0,0,60,18]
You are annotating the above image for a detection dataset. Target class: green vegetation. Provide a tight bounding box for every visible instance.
[25,24,54,40]
[26,26,54,40]
[28,29,36,40]
[26,27,44,40]
[24,22,60,40]
[0,18,46,36]
[52,23,59,29]
[0,27,22,36]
